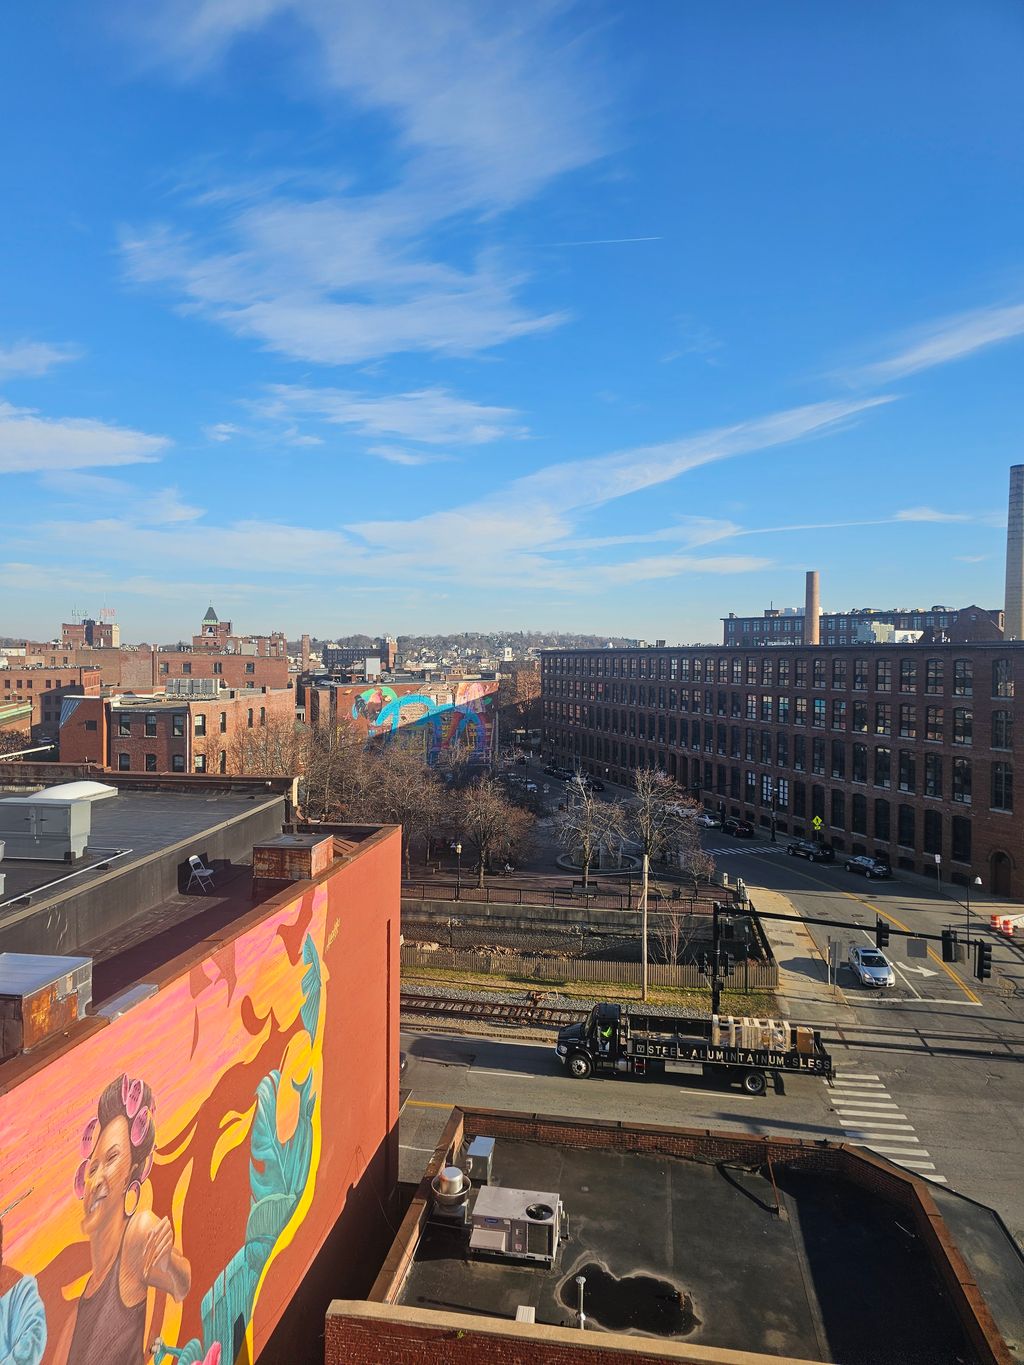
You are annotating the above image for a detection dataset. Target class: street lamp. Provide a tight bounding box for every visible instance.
[769,781,777,844]
[965,875,982,945]
[455,841,463,900]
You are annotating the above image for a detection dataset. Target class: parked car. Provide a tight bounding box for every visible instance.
[543,764,559,777]
[786,839,836,863]
[845,855,893,880]
[590,779,606,792]
[722,818,755,838]
[525,781,538,793]
[694,812,721,829]
[848,944,896,988]
[516,755,528,765]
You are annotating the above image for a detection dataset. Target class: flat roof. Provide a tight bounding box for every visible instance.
[0,787,278,907]
[400,1137,982,1362]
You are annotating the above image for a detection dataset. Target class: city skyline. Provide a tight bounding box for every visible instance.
[1,3,1021,639]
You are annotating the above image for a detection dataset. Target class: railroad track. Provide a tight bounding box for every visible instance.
[400,989,587,1030]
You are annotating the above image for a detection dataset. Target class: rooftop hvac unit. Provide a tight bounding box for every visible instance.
[469,1187,563,1265]
[0,953,93,1061]
[0,794,93,860]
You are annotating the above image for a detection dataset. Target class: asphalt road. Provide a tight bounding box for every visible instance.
[400,1015,1024,1251]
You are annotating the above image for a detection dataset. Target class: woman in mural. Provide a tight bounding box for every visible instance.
[54,1074,191,1365]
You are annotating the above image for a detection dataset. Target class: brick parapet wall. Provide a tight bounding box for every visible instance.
[325,1301,826,1365]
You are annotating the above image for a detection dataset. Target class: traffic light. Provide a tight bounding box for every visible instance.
[941,928,958,963]
[874,919,890,950]
[975,942,993,982]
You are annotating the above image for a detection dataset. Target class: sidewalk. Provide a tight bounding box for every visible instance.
[749,884,859,1026]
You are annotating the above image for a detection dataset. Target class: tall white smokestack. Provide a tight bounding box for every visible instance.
[1005,465,1024,641]
[805,571,820,645]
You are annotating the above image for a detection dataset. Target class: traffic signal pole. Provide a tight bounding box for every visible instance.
[720,904,995,983]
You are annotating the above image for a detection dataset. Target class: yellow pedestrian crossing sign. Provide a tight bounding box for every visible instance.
[812,816,824,830]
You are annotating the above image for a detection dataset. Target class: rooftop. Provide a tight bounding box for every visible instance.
[0,784,280,910]
[385,1110,1022,1364]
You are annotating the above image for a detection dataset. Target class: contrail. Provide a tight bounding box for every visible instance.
[548,236,663,247]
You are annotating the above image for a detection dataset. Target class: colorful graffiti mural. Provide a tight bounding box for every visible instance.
[0,830,399,1364]
[343,681,497,765]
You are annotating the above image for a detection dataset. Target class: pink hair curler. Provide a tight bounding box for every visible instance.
[124,1078,144,1119]
[130,1105,151,1148]
[74,1160,88,1201]
[80,1117,99,1159]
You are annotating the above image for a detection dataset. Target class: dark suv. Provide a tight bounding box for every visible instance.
[786,839,835,863]
[722,818,755,838]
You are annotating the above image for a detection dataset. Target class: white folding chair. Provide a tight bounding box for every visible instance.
[186,854,215,893]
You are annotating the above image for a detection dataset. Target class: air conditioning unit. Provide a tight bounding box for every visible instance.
[0,953,93,1061]
[469,1187,563,1265]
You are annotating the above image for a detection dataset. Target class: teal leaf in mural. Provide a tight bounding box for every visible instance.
[300,936,321,1040]
[249,1071,314,1210]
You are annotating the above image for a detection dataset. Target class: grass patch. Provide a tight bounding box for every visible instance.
[402,964,778,1015]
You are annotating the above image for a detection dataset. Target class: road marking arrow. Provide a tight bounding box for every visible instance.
[899,963,938,977]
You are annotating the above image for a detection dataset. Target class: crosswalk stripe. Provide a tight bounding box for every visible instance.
[926,1176,948,1184]
[835,1097,901,1108]
[836,1111,908,1121]
[892,1160,937,1171]
[859,1142,922,1153]
[831,1078,887,1086]
[842,1123,916,1133]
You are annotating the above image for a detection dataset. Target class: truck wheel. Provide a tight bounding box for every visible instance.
[742,1069,767,1096]
[568,1052,593,1080]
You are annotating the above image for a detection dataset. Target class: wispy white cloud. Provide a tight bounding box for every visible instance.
[0,400,168,474]
[256,385,526,446]
[36,470,202,524]
[203,421,240,442]
[841,300,1024,385]
[132,1,606,208]
[955,554,990,563]
[0,340,81,380]
[368,445,454,467]
[895,506,971,523]
[21,395,898,598]
[119,2,607,364]
[347,396,891,583]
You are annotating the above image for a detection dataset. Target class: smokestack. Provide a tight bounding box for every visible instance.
[1004,465,1024,641]
[805,571,820,645]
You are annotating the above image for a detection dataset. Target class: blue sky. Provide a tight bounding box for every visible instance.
[1,2,1021,643]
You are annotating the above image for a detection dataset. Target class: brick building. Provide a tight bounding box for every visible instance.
[192,604,287,657]
[61,616,120,648]
[722,603,1004,647]
[0,665,102,739]
[542,641,1021,898]
[59,686,296,774]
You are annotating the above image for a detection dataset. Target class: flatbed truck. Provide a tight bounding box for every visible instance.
[555,1002,835,1096]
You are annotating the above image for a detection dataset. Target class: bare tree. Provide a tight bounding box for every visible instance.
[0,730,31,757]
[627,770,703,1001]
[350,745,442,878]
[301,723,367,820]
[227,714,306,777]
[457,777,535,885]
[555,778,624,887]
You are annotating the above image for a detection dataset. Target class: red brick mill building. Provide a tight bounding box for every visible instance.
[542,639,1021,899]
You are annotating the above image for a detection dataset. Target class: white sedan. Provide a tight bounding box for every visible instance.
[848,944,896,988]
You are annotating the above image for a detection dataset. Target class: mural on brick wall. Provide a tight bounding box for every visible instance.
[0,885,336,1365]
[344,681,497,764]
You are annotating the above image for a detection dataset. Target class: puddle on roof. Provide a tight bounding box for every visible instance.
[558,1262,700,1337]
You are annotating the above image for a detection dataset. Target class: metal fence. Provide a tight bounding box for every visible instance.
[400,944,779,992]
[401,880,721,914]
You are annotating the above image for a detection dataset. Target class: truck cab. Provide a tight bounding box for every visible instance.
[556,1002,620,1078]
